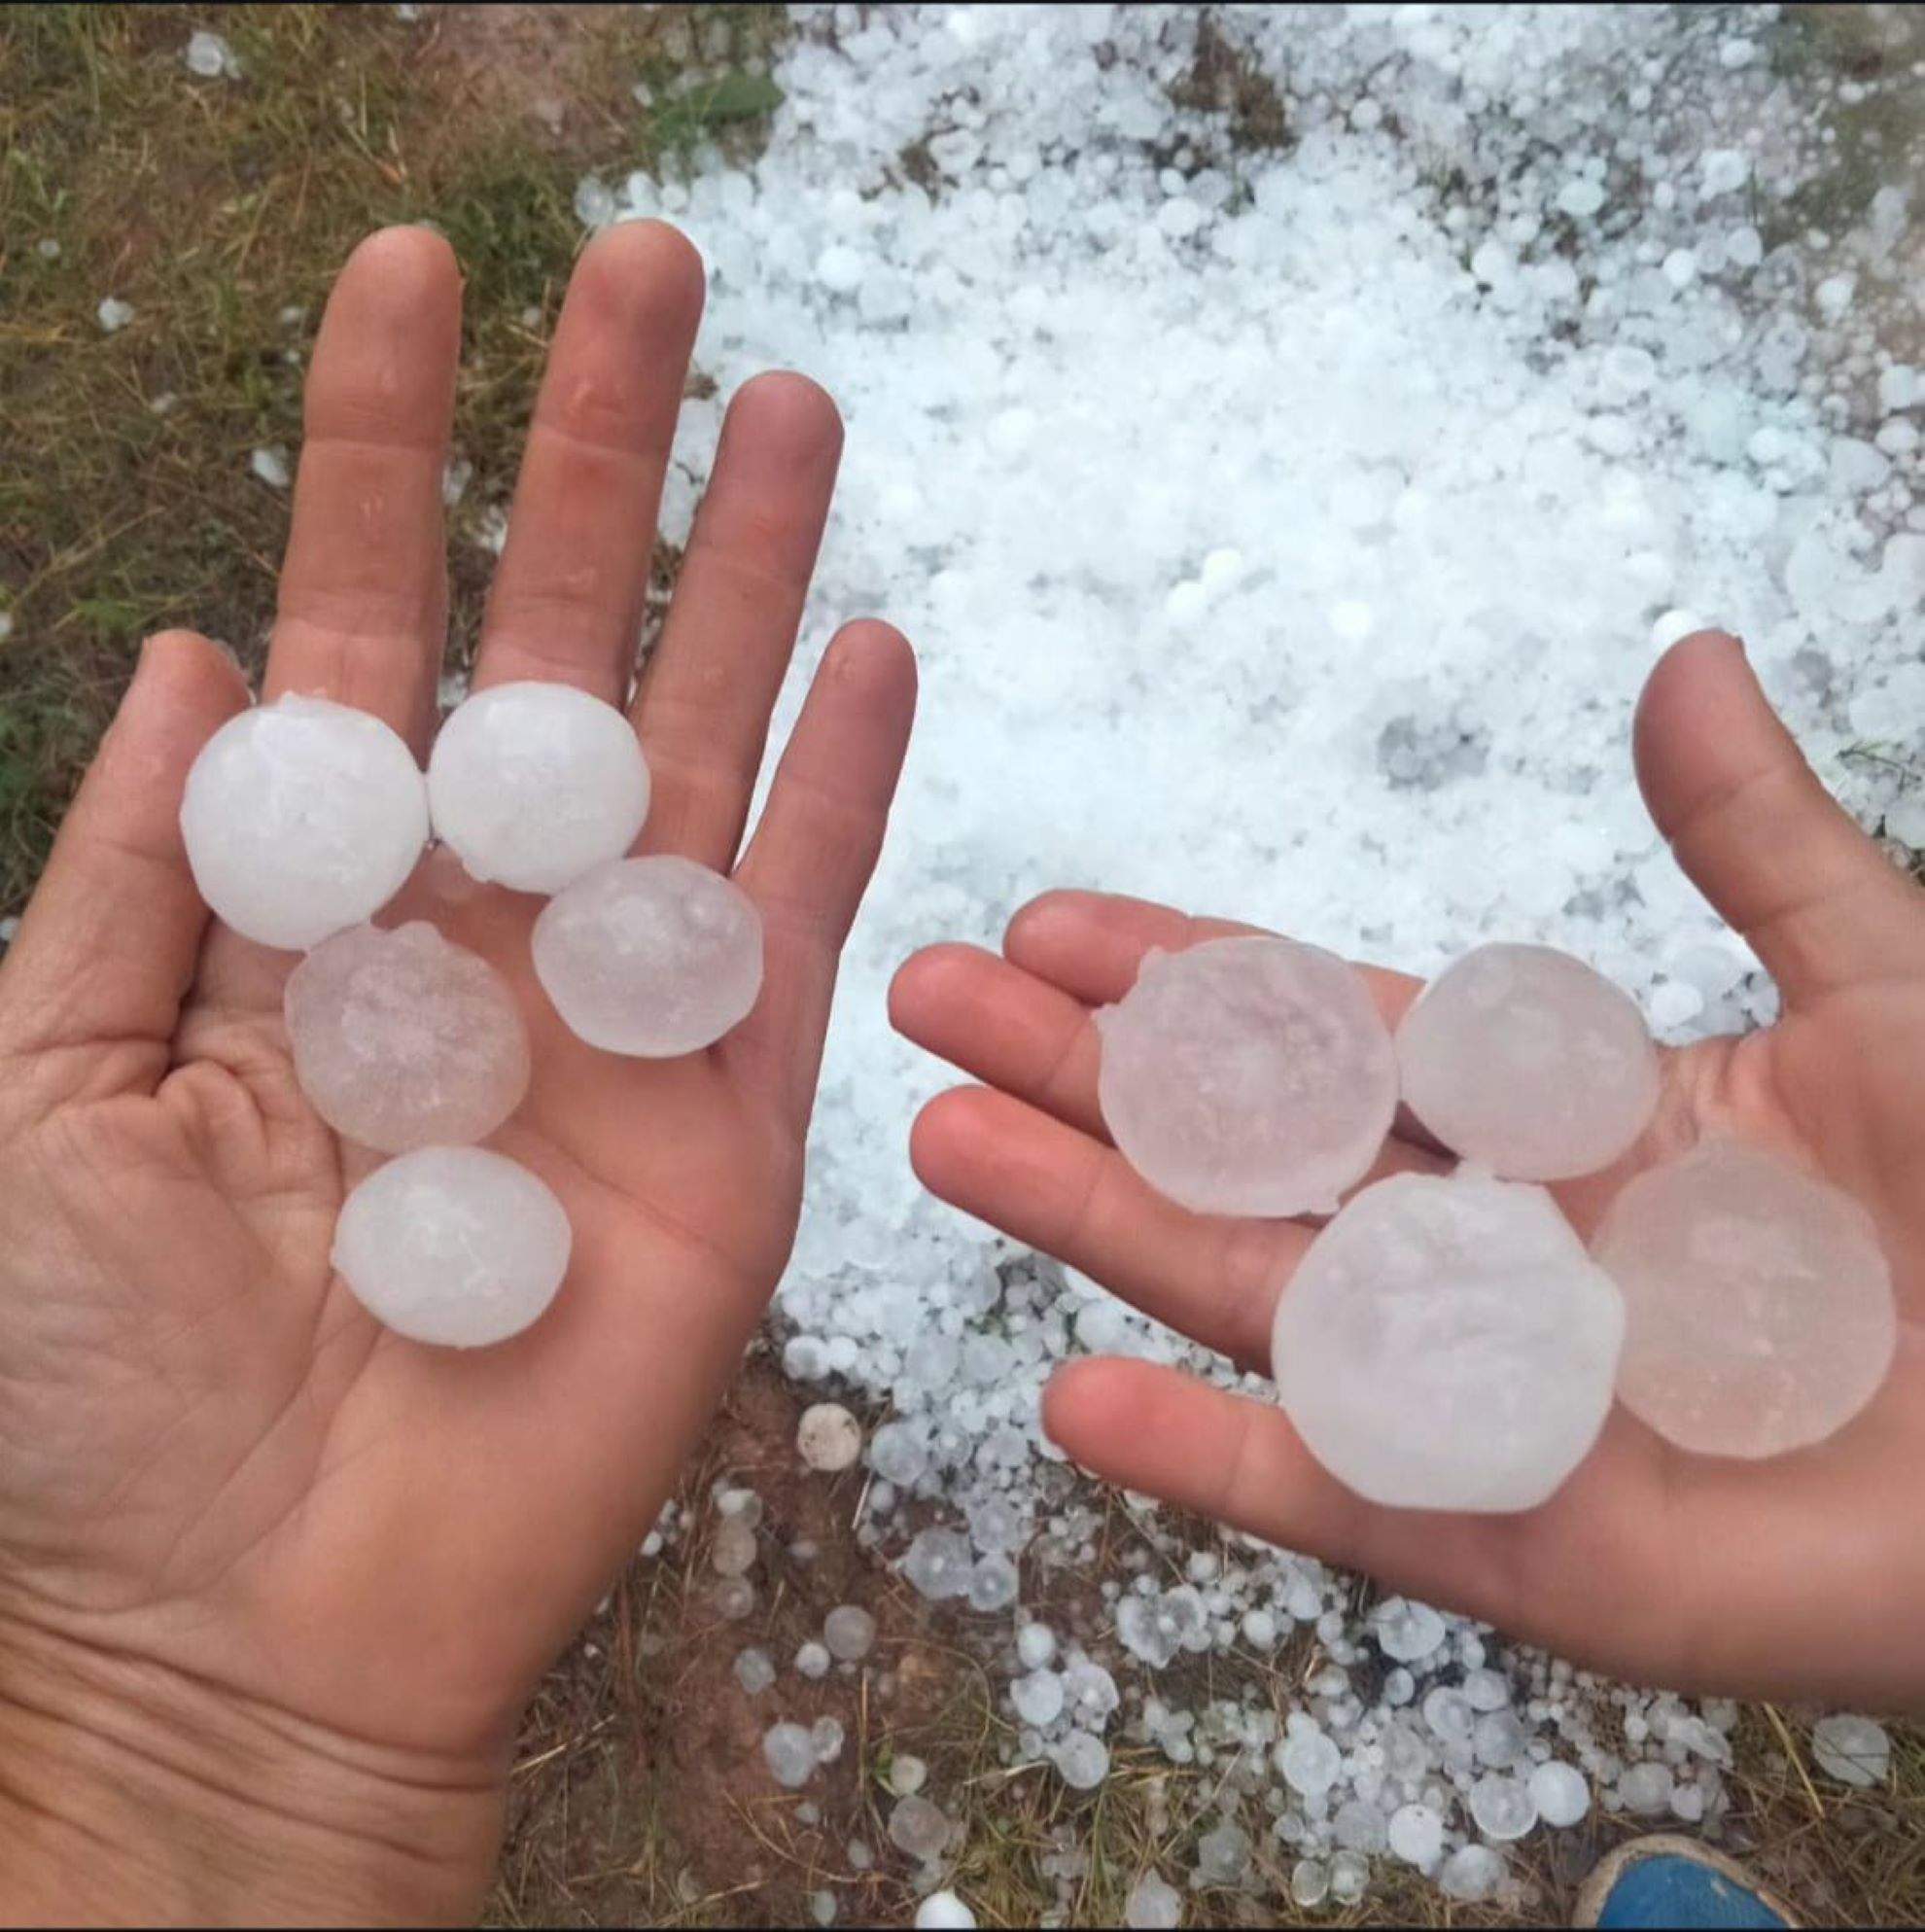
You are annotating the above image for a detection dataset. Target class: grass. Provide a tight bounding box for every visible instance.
[5,6,1925,1926]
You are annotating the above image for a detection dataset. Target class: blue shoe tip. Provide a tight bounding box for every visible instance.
[1596,1852,1790,1930]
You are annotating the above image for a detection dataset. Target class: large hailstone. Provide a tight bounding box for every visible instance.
[285,923,530,1152]
[532,855,763,1056]
[1272,1167,1626,1511]
[427,680,651,894]
[1396,942,1661,1180]
[180,694,429,950]
[332,1146,571,1348]
[1096,935,1397,1217]
[1592,1140,1897,1458]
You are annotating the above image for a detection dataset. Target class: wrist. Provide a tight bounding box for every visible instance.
[0,1612,505,1926]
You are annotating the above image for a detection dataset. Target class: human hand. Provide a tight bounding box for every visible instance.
[0,223,914,1924]
[892,630,1925,1712]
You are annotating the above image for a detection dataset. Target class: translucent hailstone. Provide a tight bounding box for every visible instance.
[1469,1774,1537,1841]
[1272,1168,1625,1510]
[284,923,529,1151]
[798,1402,863,1471]
[1810,1713,1890,1788]
[763,1721,817,1789]
[331,1146,571,1348]
[1387,1802,1444,1867]
[181,695,429,950]
[733,1648,776,1696]
[1593,1141,1898,1458]
[1125,1872,1183,1930]
[427,681,650,894]
[1372,1598,1446,1664]
[1440,1844,1505,1901]
[1012,1669,1065,1727]
[823,1605,877,1662]
[1016,1623,1058,1670]
[1618,1762,1674,1815]
[1529,1760,1591,1826]
[1095,936,1397,1216]
[532,856,763,1056]
[1278,1729,1342,1797]
[914,1895,977,1932]
[888,1796,951,1860]
[1052,1730,1110,1789]
[1396,943,1661,1180]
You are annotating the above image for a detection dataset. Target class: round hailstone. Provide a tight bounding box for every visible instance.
[332,1146,571,1348]
[1810,1713,1890,1788]
[1592,1140,1898,1458]
[181,694,429,950]
[1396,942,1661,1180]
[887,1796,950,1860]
[1272,1168,1625,1510]
[797,1402,863,1471]
[1052,1731,1110,1790]
[532,856,763,1056]
[1387,1803,1444,1868]
[1439,1844,1505,1902]
[1469,1774,1537,1842]
[914,1895,977,1932]
[427,680,650,894]
[1124,1872,1183,1930]
[1529,1760,1591,1827]
[1095,935,1397,1216]
[823,1604,877,1663]
[284,923,529,1152]
[1372,1597,1446,1664]
[763,1721,817,1790]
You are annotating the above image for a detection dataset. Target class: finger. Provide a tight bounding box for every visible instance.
[1003,888,1424,1024]
[1635,629,1925,1001]
[0,633,248,1096]
[473,221,705,703]
[262,227,461,754]
[910,1084,1444,1368]
[890,941,1108,1140]
[632,371,844,869]
[727,621,917,1128]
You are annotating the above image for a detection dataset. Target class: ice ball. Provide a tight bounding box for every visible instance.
[332,1146,571,1348]
[532,855,763,1056]
[1592,1140,1896,1458]
[1396,942,1661,1180]
[427,680,650,894]
[285,922,530,1152]
[1272,1167,1625,1511]
[180,694,429,950]
[1096,935,1397,1217]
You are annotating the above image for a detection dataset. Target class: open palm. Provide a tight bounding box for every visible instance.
[893,630,1925,1712]
[0,223,914,1916]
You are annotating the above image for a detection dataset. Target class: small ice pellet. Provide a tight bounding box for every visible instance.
[181,695,429,951]
[1273,1168,1624,1511]
[1592,1141,1897,1458]
[427,681,649,894]
[532,856,763,1056]
[1096,935,1397,1216]
[797,1403,863,1471]
[332,1146,571,1348]
[1396,943,1661,1180]
[284,923,529,1152]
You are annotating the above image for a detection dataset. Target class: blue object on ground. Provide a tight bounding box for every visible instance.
[1595,1852,1790,1930]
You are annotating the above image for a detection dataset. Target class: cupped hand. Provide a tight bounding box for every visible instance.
[892,631,1925,1712]
[0,223,914,1920]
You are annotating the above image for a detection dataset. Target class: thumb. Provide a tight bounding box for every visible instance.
[1633,628,1924,1003]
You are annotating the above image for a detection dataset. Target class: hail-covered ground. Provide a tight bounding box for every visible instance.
[575,5,1919,1915]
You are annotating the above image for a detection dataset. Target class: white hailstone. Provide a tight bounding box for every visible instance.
[1195,1825,1249,1884]
[1272,1168,1625,1511]
[1012,1669,1065,1727]
[1462,1668,1511,1711]
[533,856,763,1056]
[733,1648,776,1695]
[1053,1730,1110,1789]
[1016,1623,1058,1669]
[900,1527,974,1600]
[1440,1844,1505,1901]
[1125,1872,1183,1930]
[811,1891,836,1928]
[823,1604,877,1662]
[251,444,292,489]
[1810,1714,1890,1788]
[1278,1728,1342,1797]
[332,1146,571,1348]
[1095,935,1397,1216]
[710,1518,756,1577]
[1423,1685,1474,1743]
[795,1641,831,1680]
[1387,1802,1444,1867]
[888,1754,928,1798]
[96,296,135,332]
[1469,1774,1537,1841]
[1372,1598,1446,1664]
[1329,1853,1368,1905]
[763,1721,818,1789]
[914,1893,977,1931]
[181,695,429,951]
[967,1554,1020,1612]
[888,1795,951,1859]
[427,681,650,894]
[1618,1762,1674,1815]
[1290,1860,1329,1910]
[184,29,238,77]
[1395,943,1660,1180]
[1593,1141,1897,1458]
[1241,1608,1278,1649]
[716,1577,756,1620]
[1474,1711,1528,1768]
[798,1403,863,1471]
[811,1716,846,1764]
[1529,1760,1591,1826]
[284,923,529,1152]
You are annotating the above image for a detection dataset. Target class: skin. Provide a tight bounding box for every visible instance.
[0,223,915,1922]
[892,628,1925,1713]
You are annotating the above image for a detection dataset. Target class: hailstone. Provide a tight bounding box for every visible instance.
[1272,1167,1625,1510]
[180,694,428,950]
[1096,935,1397,1217]
[1396,942,1661,1180]
[284,922,529,1152]
[332,1145,572,1348]
[427,680,650,894]
[532,855,763,1056]
[1592,1140,1897,1458]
